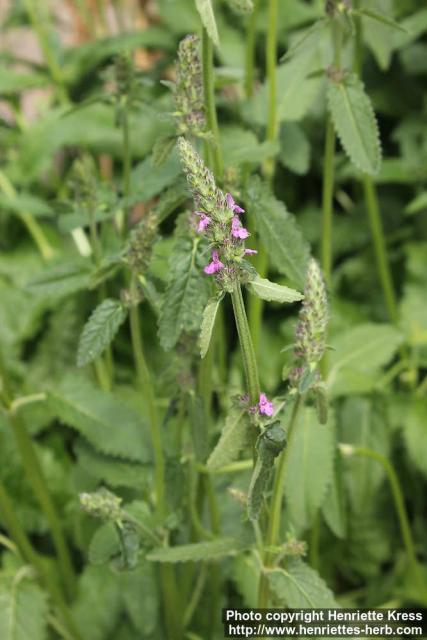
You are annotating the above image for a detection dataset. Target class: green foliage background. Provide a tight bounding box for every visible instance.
[0,0,426,638]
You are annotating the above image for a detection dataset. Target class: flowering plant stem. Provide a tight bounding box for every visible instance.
[321,118,336,287]
[321,16,342,286]
[0,350,76,602]
[202,28,223,179]
[351,447,427,603]
[121,90,180,638]
[0,482,83,640]
[257,394,302,607]
[231,284,260,405]
[244,0,261,99]
[362,176,398,323]
[0,170,54,262]
[248,0,278,354]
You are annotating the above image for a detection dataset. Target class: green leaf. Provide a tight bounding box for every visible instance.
[77,299,127,367]
[120,562,159,636]
[327,323,403,396]
[151,135,177,168]
[147,537,247,563]
[403,400,427,478]
[322,455,347,539]
[26,259,92,300]
[207,407,249,471]
[279,122,311,175]
[75,440,149,490]
[357,7,407,33]
[158,234,211,351]
[195,0,219,46]
[266,559,338,607]
[0,577,48,640]
[284,407,335,531]
[48,376,151,463]
[340,397,390,514]
[89,522,120,565]
[327,74,382,175]
[199,294,223,358]
[246,177,310,289]
[0,193,53,218]
[72,566,121,640]
[246,276,303,304]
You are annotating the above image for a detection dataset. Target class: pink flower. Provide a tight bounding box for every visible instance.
[204,250,224,275]
[197,213,211,232]
[226,193,245,214]
[231,216,249,239]
[244,248,257,255]
[258,393,274,417]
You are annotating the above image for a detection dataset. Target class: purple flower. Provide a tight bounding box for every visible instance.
[258,393,274,417]
[231,216,249,239]
[195,212,211,232]
[226,193,245,214]
[244,248,257,255]
[204,250,224,275]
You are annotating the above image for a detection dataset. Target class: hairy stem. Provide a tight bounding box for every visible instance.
[23,0,68,103]
[0,170,54,261]
[321,118,336,287]
[202,28,223,179]
[0,351,76,602]
[244,0,261,98]
[258,395,302,607]
[351,447,427,602]
[231,284,260,405]
[362,177,398,323]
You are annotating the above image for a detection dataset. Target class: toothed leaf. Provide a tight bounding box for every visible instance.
[207,407,249,471]
[247,276,303,304]
[147,537,247,563]
[77,298,127,367]
[327,74,382,175]
[199,294,223,358]
[267,559,338,607]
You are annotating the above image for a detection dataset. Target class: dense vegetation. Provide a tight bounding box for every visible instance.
[0,0,426,638]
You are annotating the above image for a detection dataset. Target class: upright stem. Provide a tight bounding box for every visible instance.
[0,483,83,640]
[321,118,336,287]
[122,107,131,233]
[244,0,261,98]
[231,284,260,405]
[0,170,54,261]
[129,289,165,519]
[258,395,302,607]
[352,447,427,602]
[362,177,398,323]
[202,28,223,180]
[249,0,279,353]
[23,0,69,103]
[0,352,76,602]
[321,16,342,286]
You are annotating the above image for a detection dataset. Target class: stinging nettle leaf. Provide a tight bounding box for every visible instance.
[77,298,127,367]
[195,0,219,47]
[207,407,249,471]
[246,276,303,304]
[327,74,382,176]
[199,294,223,358]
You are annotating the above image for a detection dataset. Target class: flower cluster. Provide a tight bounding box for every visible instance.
[289,258,328,388]
[173,35,205,137]
[177,137,257,291]
[243,392,275,417]
[80,488,123,523]
[226,0,254,14]
[126,209,158,275]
